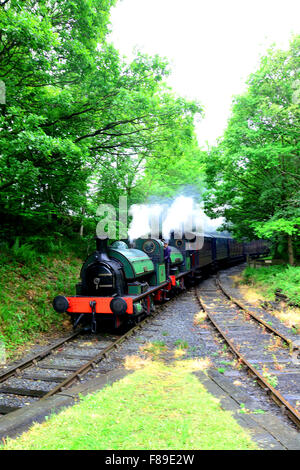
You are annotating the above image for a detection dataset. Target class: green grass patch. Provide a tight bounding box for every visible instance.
[141,341,167,357]
[174,339,189,349]
[2,360,257,450]
[0,239,84,357]
[241,265,300,306]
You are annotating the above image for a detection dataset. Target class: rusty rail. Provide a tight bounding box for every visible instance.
[0,330,81,384]
[196,287,300,430]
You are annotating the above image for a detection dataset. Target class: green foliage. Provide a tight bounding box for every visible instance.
[202,36,300,260]
[254,218,300,238]
[11,239,40,265]
[0,1,203,241]
[132,126,206,200]
[239,404,265,415]
[0,0,114,221]
[0,239,84,353]
[262,365,278,389]
[174,339,189,349]
[143,341,167,357]
[242,265,300,305]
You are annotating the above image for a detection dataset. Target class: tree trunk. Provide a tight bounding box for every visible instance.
[287,234,294,265]
[79,207,85,237]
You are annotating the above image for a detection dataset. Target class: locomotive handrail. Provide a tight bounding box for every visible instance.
[133,270,192,301]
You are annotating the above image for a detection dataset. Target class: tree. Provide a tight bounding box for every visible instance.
[134,132,205,201]
[0,1,203,241]
[203,36,300,264]
[0,0,116,225]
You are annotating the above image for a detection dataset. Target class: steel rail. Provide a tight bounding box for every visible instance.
[216,276,299,353]
[196,287,300,429]
[40,300,171,399]
[0,309,163,414]
[0,330,82,384]
[0,280,182,411]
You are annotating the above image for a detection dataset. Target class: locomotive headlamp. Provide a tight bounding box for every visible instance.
[53,295,69,313]
[110,297,127,315]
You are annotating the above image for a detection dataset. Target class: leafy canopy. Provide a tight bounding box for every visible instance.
[203,36,300,260]
[0,0,203,241]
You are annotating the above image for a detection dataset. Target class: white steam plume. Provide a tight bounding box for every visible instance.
[128,204,164,241]
[162,196,199,239]
[128,196,224,241]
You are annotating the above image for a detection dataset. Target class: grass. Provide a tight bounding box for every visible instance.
[0,239,84,359]
[1,358,258,450]
[262,365,278,389]
[238,265,300,332]
[141,341,167,357]
[174,339,189,349]
[241,265,300,306]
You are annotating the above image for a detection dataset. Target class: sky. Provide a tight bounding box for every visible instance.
[109,0,300,147]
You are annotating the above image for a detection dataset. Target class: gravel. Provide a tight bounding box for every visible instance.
[1,264,299,432]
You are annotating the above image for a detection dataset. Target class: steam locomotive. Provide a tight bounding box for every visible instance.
[52,233,268,331]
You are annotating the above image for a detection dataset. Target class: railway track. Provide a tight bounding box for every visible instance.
[196,275,300,429]
[2,266,300,433]
[0,307,166,417]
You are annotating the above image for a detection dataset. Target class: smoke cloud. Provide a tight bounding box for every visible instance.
[128,195,224,241]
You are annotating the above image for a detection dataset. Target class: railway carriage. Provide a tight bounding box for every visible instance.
[213,233,230,267]
[244,239,269,257]
[228,238,244,260]
[178,232,213,272]
[53,232,268,331]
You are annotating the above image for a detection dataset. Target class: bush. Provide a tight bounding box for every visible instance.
[0,237,85,355]
[11,238,41,265]
[242,265,300,305]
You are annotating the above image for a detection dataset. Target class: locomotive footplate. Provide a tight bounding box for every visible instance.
[62,296,134,315]
[54,274,186,318]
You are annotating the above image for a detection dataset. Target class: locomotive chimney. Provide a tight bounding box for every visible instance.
[95,237,108,253]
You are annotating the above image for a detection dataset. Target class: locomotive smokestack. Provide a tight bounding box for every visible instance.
[95,237,108,253]
[95,237,110,263]
[158,212,163,239]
